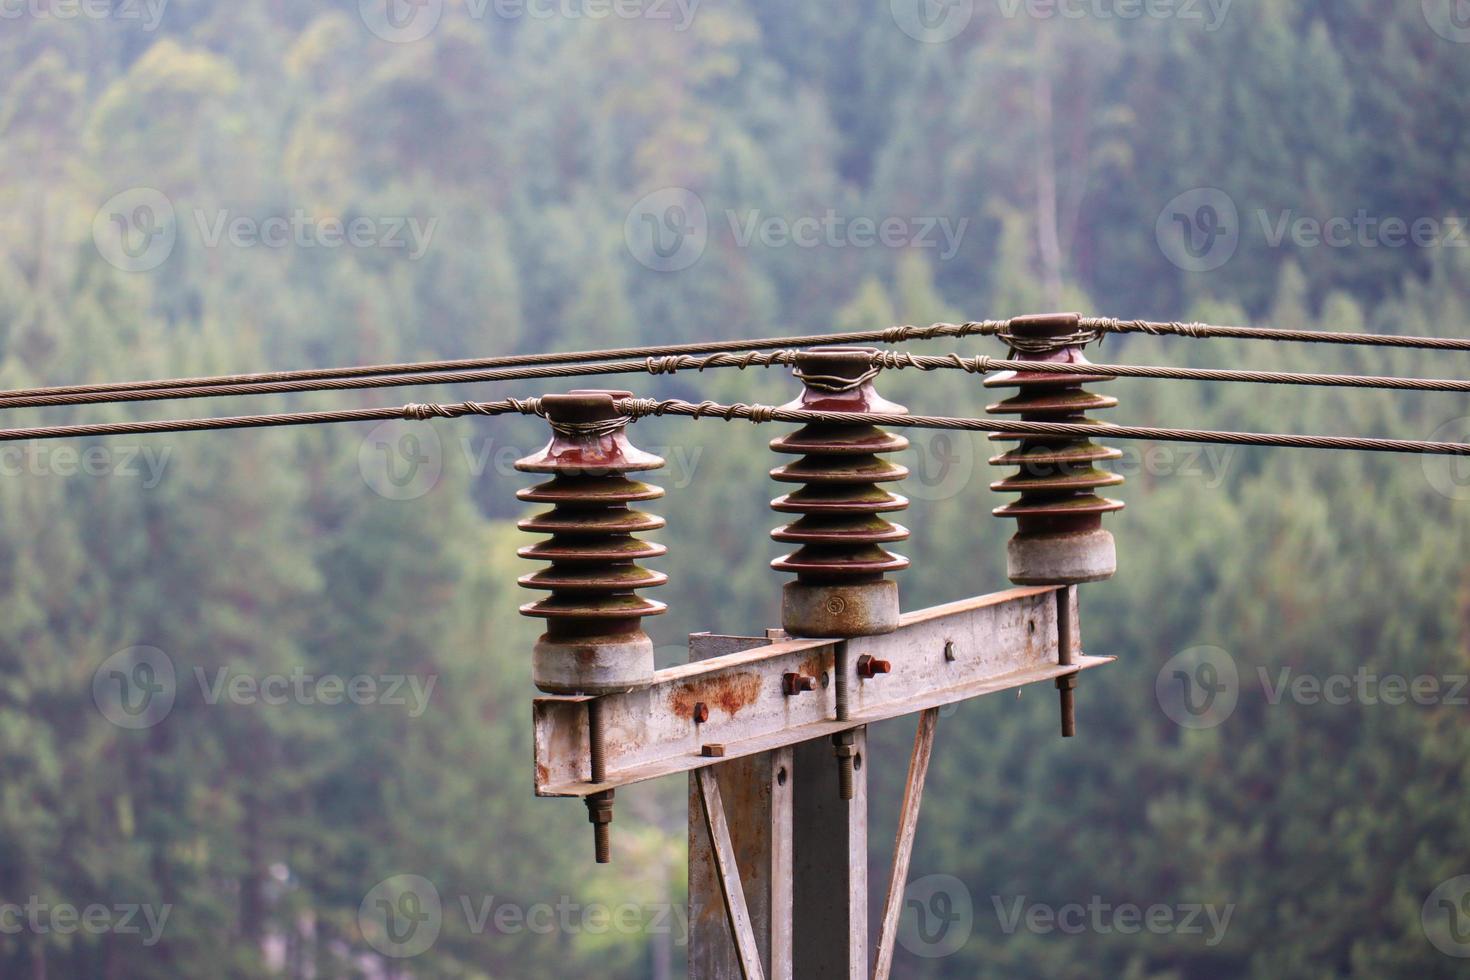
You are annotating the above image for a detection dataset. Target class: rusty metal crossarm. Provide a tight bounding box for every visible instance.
[533,586,1113,798]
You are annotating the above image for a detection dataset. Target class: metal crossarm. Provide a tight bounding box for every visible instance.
[532,587,1109,798]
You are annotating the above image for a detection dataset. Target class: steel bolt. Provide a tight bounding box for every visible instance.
[1056,673,1078,738]
[782,672,817,696]
[586,699,614,863]
[832,730,858,801]
[692,701,710,724]
[587,791,614,864]
[857,655,892,679]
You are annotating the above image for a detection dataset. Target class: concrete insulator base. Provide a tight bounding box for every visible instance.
[1005,528,1117,586]
[532,633,657,695]
[782,579,900,638]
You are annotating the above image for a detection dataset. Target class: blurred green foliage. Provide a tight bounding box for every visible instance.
[0,1,1468,976]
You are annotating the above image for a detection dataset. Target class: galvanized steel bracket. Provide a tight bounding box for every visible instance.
[532,585,1111,798]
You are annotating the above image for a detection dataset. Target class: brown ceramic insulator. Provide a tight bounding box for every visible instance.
[770,348,910,637]
[516,390,666,694]
[985,314,1125,585]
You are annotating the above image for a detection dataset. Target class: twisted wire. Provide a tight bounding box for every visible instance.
[613,398,1470,457]
[0,399,543,442]
[895,353,1470,393]
[997,323,1102,353]
[1088,317,1470,351]
[8,344,1470,413]
[0,395,1465,456]
[0,323,1001,405]
[546,416,635,438]
[791,363,882,393]
[5,314,1470,412]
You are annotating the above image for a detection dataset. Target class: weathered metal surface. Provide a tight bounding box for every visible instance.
[872,708,940,980]
[532,587,1108,797]
[689,635,793,980]
[771,348,910,637]
[792,727,867,978]
[515,389,667,695]
[987,313,1124,585]
[697,766,767,980]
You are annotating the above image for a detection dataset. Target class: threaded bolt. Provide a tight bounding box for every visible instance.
[782,672,817,696]
[586,699,613,863]
[587,792,614,864]
[832,730,857,801]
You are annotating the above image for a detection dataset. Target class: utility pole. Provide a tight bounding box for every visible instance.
[520,317,1123,978]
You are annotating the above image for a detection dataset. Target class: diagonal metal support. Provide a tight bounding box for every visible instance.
[697,766,767,980]
[872,707,940,980]
[689,634,793,980]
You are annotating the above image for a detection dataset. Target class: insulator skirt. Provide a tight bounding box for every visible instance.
[769,350,912,588]
[514,391,667,693]
[985,352,1125,535]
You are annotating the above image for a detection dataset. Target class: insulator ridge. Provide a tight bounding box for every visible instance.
[771,348,910,638]
[986,315,1124,585]
[515,390,666,695]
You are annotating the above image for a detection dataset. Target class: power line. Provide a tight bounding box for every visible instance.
[0,395,1466,458]
[879,353,1470,393]
[0,400,536,442]
[1088,317,1470,351]
[8,346,1470,413]
[0,354,794,411]
[610,398,1470,456]
[0,321,1005,405]
[9,314,1469,410]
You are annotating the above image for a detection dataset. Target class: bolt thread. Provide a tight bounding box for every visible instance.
[834,642,850,721]
[594,821,611,864]
[588,699,607,782]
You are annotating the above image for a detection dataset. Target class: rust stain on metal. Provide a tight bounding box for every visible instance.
[800,650,831,680]
[670,672,762,719]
